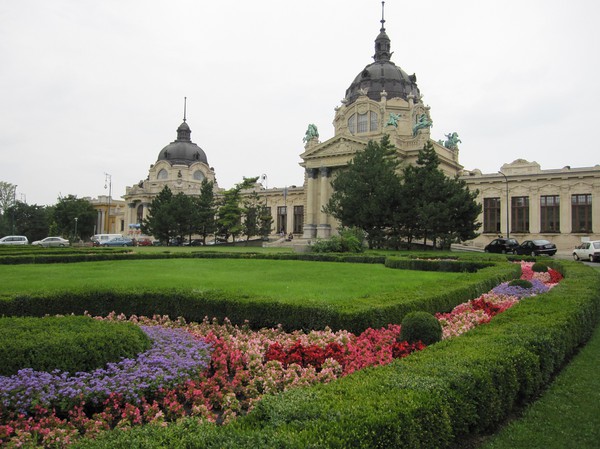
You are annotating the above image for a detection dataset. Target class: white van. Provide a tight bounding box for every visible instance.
[91,234,122,246]
[0,235,29,245]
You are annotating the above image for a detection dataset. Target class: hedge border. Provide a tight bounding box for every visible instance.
[73,260,600,449]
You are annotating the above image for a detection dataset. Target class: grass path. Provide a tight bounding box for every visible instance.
[479,267,600,449]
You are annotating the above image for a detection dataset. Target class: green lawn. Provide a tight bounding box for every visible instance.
[0,258,468,310]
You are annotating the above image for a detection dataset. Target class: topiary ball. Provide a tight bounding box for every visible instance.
[399,311,442,346]
[532,262,549,272]
[508,279,533,288]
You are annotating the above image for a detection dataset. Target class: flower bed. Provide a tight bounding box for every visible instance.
[0,262,563,447]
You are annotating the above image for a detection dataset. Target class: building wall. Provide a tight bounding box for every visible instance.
[461,159,600,251]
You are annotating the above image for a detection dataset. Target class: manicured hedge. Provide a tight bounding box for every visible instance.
[0,315,151,376]
[385,256,495,272]
[72,260,600,449]
[0,263,518,334]
[0,250,386,266]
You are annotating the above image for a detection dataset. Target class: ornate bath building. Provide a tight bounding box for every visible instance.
[99,6,599,251]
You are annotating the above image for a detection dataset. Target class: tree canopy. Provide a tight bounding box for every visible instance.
[324,135,402,248]
[141,177,267,245]
[52,195,96,240]
[325,137,481,249]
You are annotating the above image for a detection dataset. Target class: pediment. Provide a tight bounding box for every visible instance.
[300,135,368,162]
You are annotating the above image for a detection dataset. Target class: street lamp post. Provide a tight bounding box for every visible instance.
[74,217,78,241]
[498,171,509,239]
[104,173,112,233]
[12,185,17,234]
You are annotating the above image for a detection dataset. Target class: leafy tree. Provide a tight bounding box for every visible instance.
[216,177,258,243]
[8,202,50,241]
[324,135,401,249]
[0,182,16,216]
[258,205,274,240]
[434,176,482,248]
[194,180,217,245]
[141,186,175,244]
[241,190,272,242]
[399,141,481,248]
[170,192,196,245]
[52,195,96,240]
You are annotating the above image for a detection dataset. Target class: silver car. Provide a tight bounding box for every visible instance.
[573,241,600,262]
[0,235,28,245]
[32,237,70,248]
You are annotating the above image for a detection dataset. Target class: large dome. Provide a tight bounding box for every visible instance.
[156,120,208,166]
[345,60,420,105]
[344,20,420,105]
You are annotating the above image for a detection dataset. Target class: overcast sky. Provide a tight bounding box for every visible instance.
[1,0,599,206]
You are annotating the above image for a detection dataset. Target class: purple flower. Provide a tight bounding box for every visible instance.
[0,326,211,414]
[492,279,549,298]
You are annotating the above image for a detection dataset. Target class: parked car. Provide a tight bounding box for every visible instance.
[483,238,520,254]
[136,238,153,246]
[514,239,557,257]
[32,237,70,247]
[91,234,123,247]
[0,235,28,245]
[100,237,134,247]
[183,239,204,246]
[572,240,600,262]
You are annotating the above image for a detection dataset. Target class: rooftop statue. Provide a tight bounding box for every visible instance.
[303,124,319,143]
[412,113,432,136]
[443,132,461,150]
[386,113,402,127]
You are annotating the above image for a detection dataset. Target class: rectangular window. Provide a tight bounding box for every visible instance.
[540,195,560,233]
[277,206,287,234]
[293,206,304,234]
[571,194,592,233]
[511,196,529,233]
[357,113,368,133]
[483,198,501,233]
[370,111,378,131]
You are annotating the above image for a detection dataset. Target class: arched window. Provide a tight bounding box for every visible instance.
[348,114,356,134]
[370,111,378,131]
[193,170,205,181]
[136,204,144,223]
[157,169,168,180]
[348,111,378,135]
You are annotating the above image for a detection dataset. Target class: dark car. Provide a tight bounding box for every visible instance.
[514,239,557,257]
[484,238,520,254]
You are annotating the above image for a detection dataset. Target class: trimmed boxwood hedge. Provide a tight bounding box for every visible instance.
[71,260,600,449]
[0,315,151,375]
[385,256,495,272]
[0,250,387,266]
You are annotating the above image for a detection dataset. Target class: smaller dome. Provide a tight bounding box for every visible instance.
[156,120,209,166]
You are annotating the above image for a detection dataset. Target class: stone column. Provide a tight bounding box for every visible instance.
[529,192,540,234]
[302,168,318,239]
[317,167,331,238]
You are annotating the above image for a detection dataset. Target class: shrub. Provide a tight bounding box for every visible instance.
[399,311,442,345]
[310,228,364,253]
[508,279,533,288]
[0,316,151,376]
[532,262,549,272]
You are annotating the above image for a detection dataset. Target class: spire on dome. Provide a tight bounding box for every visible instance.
[373,1,392,62]
[176,97,191,142]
